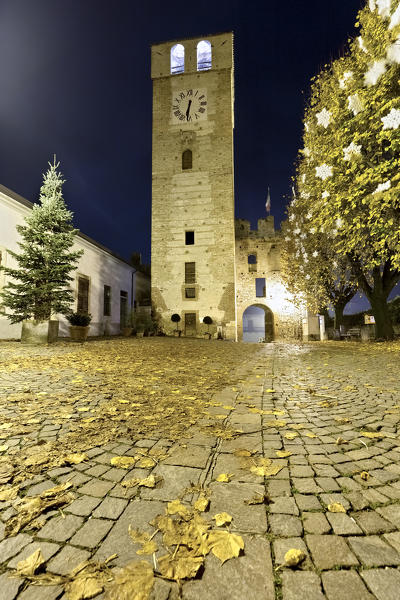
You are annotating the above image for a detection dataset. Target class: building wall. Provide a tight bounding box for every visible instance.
[0,186,147,339]
[151,32,237,339]
[235,218,304,341]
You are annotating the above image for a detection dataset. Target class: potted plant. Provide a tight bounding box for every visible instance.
[121,310,134,337]
[203,316,213,339]
[171,313,181,336]
[66,312,92,342]
[133,312,148,337]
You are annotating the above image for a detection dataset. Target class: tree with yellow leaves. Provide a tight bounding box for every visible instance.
[284,0,400,339]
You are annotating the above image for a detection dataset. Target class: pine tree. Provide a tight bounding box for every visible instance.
[285,0,400,339]
[0,159,84,323]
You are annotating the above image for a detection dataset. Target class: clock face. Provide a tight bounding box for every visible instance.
[172,89,207,123]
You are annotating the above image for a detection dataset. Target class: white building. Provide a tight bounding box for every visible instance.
[0,183,149,339]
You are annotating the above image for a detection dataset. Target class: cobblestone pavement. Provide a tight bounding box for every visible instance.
[1,339,400,599]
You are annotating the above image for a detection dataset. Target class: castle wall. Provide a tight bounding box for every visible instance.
[235,218,304,341]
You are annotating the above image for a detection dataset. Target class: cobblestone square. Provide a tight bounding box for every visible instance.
[0,337,400,599]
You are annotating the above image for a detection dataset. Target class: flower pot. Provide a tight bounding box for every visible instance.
[69,325,90,342]
[122,327,133,337]
[21,320,59,344]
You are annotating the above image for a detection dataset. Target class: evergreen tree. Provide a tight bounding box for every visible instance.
[0,159,83,323]
[285,0,400,339]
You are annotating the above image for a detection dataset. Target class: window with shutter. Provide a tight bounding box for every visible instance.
[185,262,196,284]
[77,276,89,313]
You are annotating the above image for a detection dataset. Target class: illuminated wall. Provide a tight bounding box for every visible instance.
[235,217,305,341]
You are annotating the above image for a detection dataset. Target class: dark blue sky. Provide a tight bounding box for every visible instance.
[4,0,393,312]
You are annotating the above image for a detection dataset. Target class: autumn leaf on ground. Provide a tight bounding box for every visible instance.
[244,493,272,505]
[158,550,204,581]
[167,499,191,517]
[360,431,384,439]
[128,526,151,545]
[327,502,346,513]
[63,453,88,465]
[284,548,306,568]
[110,456,136,469]
[360,471,370,481]
[265,389,275,393]
[122,475,163,489]
[207,530,244,563]
[216,473,233,483]
[276,450,292,458]
[273,410,286,416]
[289,424,304,430]
[213,512,233,526]
[194,495,210,512]
[335,437,348,445]
[136,457,157,468]
[136,541,158,555]
[0,486,19,501]
[0,444,8,452]
[105,560,154,600]
[16,549,45,576]
[233,448,254,458]
[284,432,297,440]
[250,464,283,477]
[304,433,317,438]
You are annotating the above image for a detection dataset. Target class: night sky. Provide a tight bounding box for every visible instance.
[4,0,395,312]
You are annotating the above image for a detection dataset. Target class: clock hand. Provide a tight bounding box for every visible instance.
[186,100,192,121]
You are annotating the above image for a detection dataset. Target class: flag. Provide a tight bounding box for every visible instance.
[265,187,271,213]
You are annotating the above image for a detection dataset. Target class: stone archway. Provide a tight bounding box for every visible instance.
[242,304,274,343]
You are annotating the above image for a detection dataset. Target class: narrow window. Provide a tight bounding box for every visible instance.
[185,262,196,284]
[197,40,212,71]
[182,149,192,170]
[248,254,257,272]
[255,278,266,298]
[171,44,185,74]
[185,231,194,245]
[77,276,89,313]
[185,287,196,298]
[103,285,111,317]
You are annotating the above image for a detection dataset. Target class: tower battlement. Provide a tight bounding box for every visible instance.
[235,216,276,239]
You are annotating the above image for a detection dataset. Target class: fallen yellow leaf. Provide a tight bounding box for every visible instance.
[328,502,346,513]
[16,548,45,576]
[284,548,306,567]
[216,473,232,483]
[213,512,233,526]
[360,431,384,439]
[110,456,136,469]
[276,450,292,458]
[208,530,244,563]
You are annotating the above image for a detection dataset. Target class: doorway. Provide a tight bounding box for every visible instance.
[184,313,197,336]
[242,304,274,342]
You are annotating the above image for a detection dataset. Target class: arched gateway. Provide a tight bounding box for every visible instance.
[242,304,274,342]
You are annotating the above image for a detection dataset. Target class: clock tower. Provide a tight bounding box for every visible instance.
[151,32,237,339]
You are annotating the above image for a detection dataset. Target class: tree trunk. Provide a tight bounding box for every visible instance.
[333,302,346,330]
[368,292,394,340]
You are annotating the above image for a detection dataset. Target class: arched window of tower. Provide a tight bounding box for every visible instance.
[182,149,192,170]
[197,40,212,71]
[171,44,185,74]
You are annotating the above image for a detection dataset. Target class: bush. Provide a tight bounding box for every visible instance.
[66,312,92,326]
[171,314,181,323]
[203,316,213,326]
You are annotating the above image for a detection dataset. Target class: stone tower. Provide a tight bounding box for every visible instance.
[151,32,237,339]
